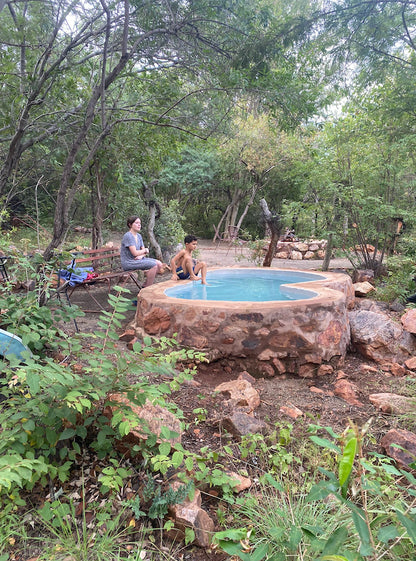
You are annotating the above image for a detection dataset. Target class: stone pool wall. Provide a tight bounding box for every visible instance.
[134,269,354,377]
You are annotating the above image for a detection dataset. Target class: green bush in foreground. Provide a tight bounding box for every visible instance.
[0,286,199,504]
[214,421,416,560]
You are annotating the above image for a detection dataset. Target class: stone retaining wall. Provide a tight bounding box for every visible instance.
[273,239,327,260]
[134,268,354,377]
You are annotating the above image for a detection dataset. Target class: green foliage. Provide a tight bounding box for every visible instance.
[127,477,193,521]
[0,283,194,507]
[306,421,416,560]
[0,251,82,354]
[213,421,416,560]
[375,256,416,303]
[36,498,138,561]
[238,422,300,475]
[213,473,351,561]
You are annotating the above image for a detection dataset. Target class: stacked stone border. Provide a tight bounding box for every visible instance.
[273,239,327,260]
[134,268,354,377]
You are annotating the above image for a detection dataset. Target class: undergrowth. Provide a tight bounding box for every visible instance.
[1,259,416,561]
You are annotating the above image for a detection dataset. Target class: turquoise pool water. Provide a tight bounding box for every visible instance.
[164,269,325,302]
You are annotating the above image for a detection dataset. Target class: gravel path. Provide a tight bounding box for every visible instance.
[197,239,352,271]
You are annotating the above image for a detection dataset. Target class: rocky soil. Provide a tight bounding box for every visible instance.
[58,240,416,559]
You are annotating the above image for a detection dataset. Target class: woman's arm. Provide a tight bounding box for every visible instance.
[128,245,149,259]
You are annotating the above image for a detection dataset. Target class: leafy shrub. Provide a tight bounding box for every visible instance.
[0,286,197,506]
[375,256,416,303]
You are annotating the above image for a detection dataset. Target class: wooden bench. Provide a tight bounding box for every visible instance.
[56,246,142,311]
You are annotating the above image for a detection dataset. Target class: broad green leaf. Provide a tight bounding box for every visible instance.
[321,526,348,555]
[396,510,416,544]
[351,508,373,556]
[310,436,342,453]
[59,428,76,440]
[159,442,171,456]
[377,524,399,544]
[338,437,357,487]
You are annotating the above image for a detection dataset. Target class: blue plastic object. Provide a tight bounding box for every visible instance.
[0,328,31,361]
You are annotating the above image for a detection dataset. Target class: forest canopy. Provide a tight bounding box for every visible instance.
[0,0,415,264]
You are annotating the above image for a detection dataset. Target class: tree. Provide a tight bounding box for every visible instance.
[1,0,335,259]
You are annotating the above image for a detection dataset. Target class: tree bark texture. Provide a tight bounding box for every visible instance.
[260,198,281,267]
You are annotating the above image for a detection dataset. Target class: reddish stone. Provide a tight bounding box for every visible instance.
[291,250,303,260]
[168,484,214,547]
[298,363,317,378]
[143,307,171,334]
[221,412,269,437]
[224,470,252,492]
[259,363,275,377]
[214,379,261,410]
[272,358,286,374]
[317,364,334,376]
[238,371,256,384]
[354,282,376,297]
[381,429,416,469]
[318,320,343,347]
[390,363,406,377]
[401,309,416,334]
[369,393,415,414]
[275,251,290,259]
[107,393,182,453]
[304,251,315,260]
[334,379,363,407]
[359,364,378,373]
[310,386,325,394]
[405,356,416,370]
[280,405,303,419]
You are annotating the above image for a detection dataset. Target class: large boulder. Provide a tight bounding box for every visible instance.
[348,309,416,363]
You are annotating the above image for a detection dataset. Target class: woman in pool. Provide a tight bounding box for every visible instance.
[120,216,169,287]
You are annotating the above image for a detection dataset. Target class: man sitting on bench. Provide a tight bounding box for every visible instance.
[120,216,168,287]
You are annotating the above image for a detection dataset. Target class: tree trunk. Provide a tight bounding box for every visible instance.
[260,198,281,267]
[322,233,333,271]
[147,203,163,261]
[142,179,163,260]
[91,161,105,249]
[235,183,260,234]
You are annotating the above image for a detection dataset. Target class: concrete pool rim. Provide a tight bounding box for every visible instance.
[138,267,354,309]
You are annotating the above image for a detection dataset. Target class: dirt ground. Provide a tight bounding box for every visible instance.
[48,241,415,560]
[65,240,409,445]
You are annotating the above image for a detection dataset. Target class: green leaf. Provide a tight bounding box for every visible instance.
[25,371,40,395]
[396,510,416,544]
[309,436,341,453]
[159,442,171,456]
[319,555,348,561]
[321,526,348,555]
[377,524,399,544]
[338,437,357,487]
[185,456,194,471]
[262,472,284,491]
[59,428,76,440]
[351,508,373,556]
[172,450,184,468]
